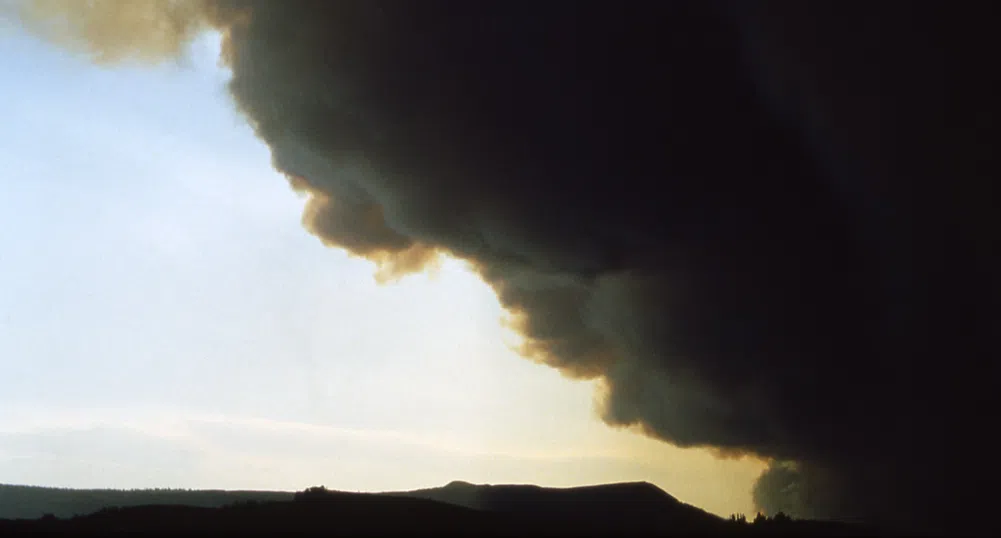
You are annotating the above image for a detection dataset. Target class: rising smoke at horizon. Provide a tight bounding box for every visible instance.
[6,1,998,532]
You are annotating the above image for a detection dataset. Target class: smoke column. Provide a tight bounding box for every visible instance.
[7,1,997,532]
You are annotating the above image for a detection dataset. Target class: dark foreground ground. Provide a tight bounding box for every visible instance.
[0,482,899,536]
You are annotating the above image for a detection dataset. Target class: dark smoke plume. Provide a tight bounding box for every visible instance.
[10,1,998,532]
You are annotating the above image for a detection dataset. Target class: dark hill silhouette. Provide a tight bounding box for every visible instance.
[0,483,291,519]
[0,482,901,536]
[0,495,491,536]
[388,480,719,528]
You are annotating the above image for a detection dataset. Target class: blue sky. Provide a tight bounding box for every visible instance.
[0,24,764,516]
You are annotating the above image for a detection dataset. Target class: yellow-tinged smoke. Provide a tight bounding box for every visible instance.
[7,0,211,63]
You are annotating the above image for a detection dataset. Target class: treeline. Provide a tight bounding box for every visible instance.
[728,512,793,525]
[0,484,291,520]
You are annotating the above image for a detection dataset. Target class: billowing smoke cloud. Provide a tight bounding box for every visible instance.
[9,1,998,533]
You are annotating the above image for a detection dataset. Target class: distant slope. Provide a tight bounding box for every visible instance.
[385,480,727,533]
[0,489,894,537]
[0,494,496,536]
[0,484,291,519]
[2,481,712,523]
[0,483,898,536]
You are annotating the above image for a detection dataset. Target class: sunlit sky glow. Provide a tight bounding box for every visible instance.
[0,28,766,516]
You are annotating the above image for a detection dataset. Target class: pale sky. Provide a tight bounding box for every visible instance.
[0,27,766,516]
